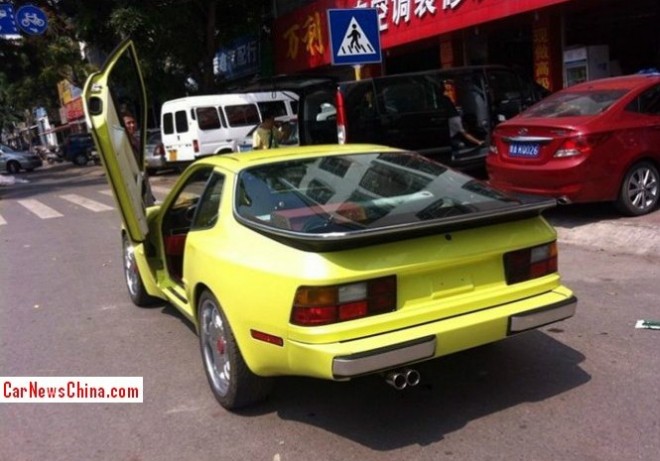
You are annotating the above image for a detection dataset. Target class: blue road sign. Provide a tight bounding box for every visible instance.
[0,4,19,36]
[327,8,381,66]
[15,5,48,36]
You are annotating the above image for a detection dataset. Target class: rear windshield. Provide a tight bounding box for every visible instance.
[235,151,518,234]
[521,89,628,117]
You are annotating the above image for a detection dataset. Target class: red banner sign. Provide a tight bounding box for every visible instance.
[274,0,571,74]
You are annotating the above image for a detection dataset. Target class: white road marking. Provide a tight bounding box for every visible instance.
[60,194,113,212]
[17,199,63,219]
[0,214,6,226]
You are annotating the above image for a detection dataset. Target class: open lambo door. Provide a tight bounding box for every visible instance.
[84,40,151,243]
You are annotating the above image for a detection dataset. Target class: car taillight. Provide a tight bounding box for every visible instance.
[554,133,610,158]
[193,139,199,153]
[504,242,558,284]
[155,143,165,157]
[291,276,396,326]
[336,90,347,144]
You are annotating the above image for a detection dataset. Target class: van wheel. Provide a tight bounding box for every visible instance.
[197,290,272,410]
[615,161,659,216]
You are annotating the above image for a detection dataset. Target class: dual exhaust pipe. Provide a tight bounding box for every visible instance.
[384,368,421,390]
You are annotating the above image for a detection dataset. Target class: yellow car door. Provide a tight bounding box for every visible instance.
[83,39,151,243]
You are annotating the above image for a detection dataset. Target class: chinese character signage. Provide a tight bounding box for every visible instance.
[274,0,571,73]
[214,35,259,81]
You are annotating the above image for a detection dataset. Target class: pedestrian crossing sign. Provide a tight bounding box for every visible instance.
[328,8,382,66]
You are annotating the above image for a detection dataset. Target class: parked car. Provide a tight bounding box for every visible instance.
[62,133,97,166]
[85,40,577,410]
[487,73,660,216]
[0,143,43,174]
[241,65,547,169]
[144,129,166,174]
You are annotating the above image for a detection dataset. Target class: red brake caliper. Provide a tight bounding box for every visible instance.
[216,338,225,355]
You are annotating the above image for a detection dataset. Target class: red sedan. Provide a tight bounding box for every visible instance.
[487,74,660,216]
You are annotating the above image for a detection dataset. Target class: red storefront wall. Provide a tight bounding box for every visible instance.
[274,0,568,88]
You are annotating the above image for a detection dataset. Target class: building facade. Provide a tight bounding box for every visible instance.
[267,0,660,88]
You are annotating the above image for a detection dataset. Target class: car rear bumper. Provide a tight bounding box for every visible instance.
[486,154,614,202]
[282,288,577,380]
[22,158,44,170]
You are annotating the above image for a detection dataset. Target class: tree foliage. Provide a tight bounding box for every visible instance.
[1,0,269,132]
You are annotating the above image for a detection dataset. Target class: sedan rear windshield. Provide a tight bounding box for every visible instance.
[235,151,522,235]
[522,89,628,117]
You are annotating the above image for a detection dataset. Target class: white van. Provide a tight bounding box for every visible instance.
[160,91,298,164]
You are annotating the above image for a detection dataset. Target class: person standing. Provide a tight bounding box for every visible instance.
[252,110,282,150]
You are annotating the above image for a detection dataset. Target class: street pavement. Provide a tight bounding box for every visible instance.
[1,163,659,461]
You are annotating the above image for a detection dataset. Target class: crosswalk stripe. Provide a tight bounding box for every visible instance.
[17,199,64,219]
[0,214,6,226]
[60,194,114,212]
[99,190,113,197]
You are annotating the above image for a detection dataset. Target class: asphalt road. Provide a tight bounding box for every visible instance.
[1,164,659,461]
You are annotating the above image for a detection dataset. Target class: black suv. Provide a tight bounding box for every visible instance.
[243,66,548,169]
[62,133,96,166]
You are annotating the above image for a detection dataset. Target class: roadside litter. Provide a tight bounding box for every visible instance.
[635,320,660,330]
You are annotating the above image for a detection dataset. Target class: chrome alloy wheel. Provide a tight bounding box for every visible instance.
[123,238,140,297]
[625,164,659,213]
[200,299,231,397]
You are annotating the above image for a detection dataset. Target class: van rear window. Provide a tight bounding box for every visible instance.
[175,110,188,133]
[225,104,260,127]
[163,113,174,135]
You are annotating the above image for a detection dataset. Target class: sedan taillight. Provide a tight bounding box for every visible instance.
[291,276,396,326]
[504,242,558,284]
[554,133,611,158]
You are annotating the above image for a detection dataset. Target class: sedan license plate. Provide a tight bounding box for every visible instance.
[508,142,540,158]
[168,150,177,161]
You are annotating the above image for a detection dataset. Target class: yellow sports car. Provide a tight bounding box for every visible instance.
[84,41,577,410]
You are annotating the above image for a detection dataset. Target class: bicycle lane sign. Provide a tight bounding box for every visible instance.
[0,4,19,36]
[16,4,48,36]
[327,8,381,66]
